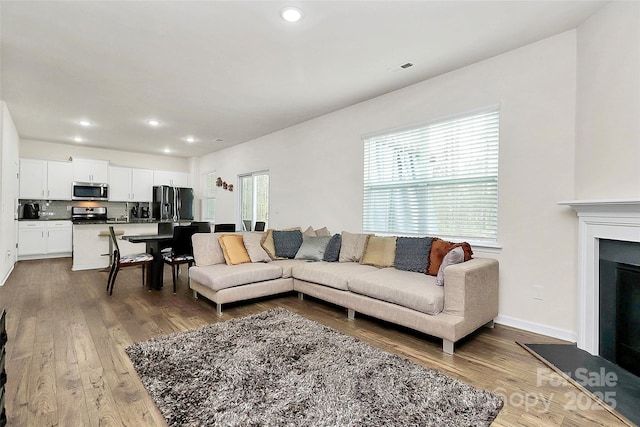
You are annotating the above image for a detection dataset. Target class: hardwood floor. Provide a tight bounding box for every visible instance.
[0,258,629,426]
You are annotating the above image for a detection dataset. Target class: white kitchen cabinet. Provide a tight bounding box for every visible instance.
[17,222,45,255]
[19,159,73,200]
[45,221,73,253]
[73,158,109,183]
[131,168,154,201]
[46,161,73,200]
[153,170,189,187]
[19,159,46,199]
[109,166,154,202]
[108,166,131,201]
[18,220,72,258]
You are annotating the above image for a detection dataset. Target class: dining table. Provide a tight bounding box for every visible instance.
[122,233,173,290]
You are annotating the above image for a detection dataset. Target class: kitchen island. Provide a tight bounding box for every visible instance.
[72,222,159,271]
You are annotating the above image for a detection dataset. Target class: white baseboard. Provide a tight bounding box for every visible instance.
[0,263,15,286]
[495,314,577,343]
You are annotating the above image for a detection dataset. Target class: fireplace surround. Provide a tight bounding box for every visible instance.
[560,199,640,356]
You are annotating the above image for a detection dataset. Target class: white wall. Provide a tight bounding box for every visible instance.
[0,102,20,285]
[19,139,191,172]
[575,1,640,199]
[198,31,579,338]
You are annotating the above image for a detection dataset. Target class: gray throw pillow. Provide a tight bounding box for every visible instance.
[273,230,303,259]
[436,246,465,286]
[394,237,433,273]
[295,236,332,261]
[323,234,342,262]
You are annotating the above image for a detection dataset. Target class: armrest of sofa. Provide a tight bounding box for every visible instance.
[442,257,499,321]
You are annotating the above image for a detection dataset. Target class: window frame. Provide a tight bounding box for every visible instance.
[362,105,501,249]
[238,170,270,231]
[201,171,217,222]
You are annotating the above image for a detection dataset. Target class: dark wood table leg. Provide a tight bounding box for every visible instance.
[147,242,165,290]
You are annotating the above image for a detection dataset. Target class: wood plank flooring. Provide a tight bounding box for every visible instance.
[0,258,629,426]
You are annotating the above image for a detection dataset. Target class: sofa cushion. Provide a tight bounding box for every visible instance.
[427,238,473,276]
[189,263,283,291]
[394,236,433,273]
[243,232,271,263]
[270,259,308,279]
[323,234,342,262]
[292,261,378,291]
[361,236,396,268]
[436,247,465,286]
[315,227,331,237]
[218,234,251,265]
[273,230,304,259]
[348,268,444,315]
[295,236,332,261]
[339,231,370,263]
[192,232,225,266]
[302,226,317,237]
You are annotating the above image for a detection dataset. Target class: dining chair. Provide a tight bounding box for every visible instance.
[254,221,266,231]
[190,221,212,233]
[106,226,153,295]
[213,223,236,232]
[162,225,199,293]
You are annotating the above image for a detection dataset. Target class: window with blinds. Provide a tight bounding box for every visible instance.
[202,171,217,221]
[363,108,499,242]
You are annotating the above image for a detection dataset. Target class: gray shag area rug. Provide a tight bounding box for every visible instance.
[126,308,503,426]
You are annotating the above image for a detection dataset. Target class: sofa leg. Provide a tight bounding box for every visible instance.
[216,304,223,315]
[485,319,495,329]
[298,292,304,301]
[347,308,355,320]
[442,339,454,354]
[193,290,198,299]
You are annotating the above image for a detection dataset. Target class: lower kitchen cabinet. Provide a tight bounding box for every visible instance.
[18,221,72,259]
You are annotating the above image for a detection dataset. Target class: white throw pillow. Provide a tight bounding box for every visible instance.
[243,232,271,263]
[338,231,370,263]
[436,246,464,286]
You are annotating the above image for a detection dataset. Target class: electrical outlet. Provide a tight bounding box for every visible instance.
[533,285,544,300]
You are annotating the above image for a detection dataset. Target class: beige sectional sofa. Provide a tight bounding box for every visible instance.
[188,231,499,354]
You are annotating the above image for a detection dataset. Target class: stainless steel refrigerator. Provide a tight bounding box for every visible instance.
[152,186,194,221]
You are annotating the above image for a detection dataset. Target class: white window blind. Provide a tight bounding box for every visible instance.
[363,108,499,242]
[202,172,217,221]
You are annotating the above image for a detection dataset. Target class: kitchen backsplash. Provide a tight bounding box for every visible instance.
[17,200,150,220]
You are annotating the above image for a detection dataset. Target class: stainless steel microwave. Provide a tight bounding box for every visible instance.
[72,182,109,201]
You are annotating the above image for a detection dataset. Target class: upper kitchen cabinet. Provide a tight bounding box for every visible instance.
[153,170,189,187]
[19,159,73,200]
[131,168,154,201]
[72,157,109,183]
[108,166,153,202]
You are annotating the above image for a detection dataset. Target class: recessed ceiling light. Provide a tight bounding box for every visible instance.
[163,148,171,153]
[185,136,195,143]
[73,136,83,142]
[147,119,160,127]
[281,6,303,23]
[79,120,92,127]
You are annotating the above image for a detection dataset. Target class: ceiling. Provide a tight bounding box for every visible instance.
[1,1,606,158]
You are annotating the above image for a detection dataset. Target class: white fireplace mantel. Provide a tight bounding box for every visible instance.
[559,199,640,355]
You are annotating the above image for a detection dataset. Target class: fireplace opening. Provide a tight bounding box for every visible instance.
[599,239,640,375]
[617,263,640,376]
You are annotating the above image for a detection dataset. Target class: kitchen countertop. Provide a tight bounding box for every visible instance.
[19,218,159,224]
[18,218,73,221]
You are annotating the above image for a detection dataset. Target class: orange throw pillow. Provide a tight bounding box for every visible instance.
[427,238,473,276]
[218,234,251,265]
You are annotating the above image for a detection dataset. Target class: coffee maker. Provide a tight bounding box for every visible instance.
[23,203,40,219]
